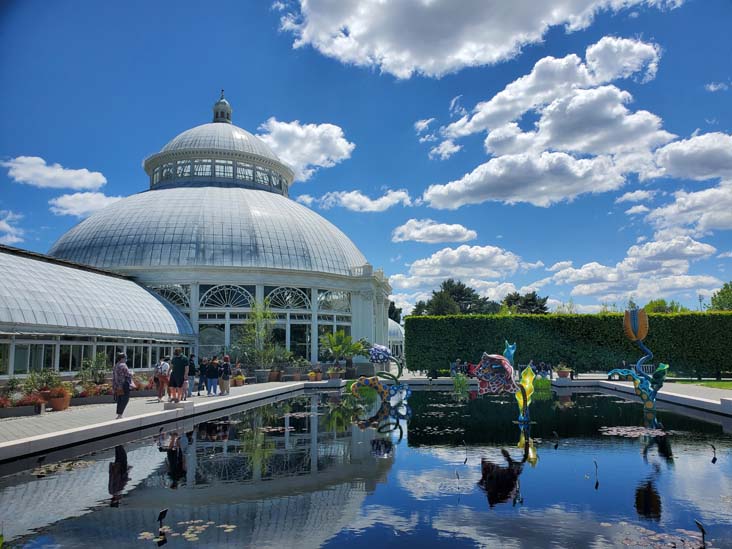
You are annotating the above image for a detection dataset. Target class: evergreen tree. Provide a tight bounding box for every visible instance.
[426,291,461,315]
[388,301,402,323]
[434,278,500,314]
[502,291,549,314]
[412,300,428,316]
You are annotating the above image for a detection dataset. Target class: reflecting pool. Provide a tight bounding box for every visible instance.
[1,389,731,548]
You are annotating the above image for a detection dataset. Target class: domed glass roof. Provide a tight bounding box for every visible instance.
[49,186,367,276]
[388,318,404,342]
[162,122,280,162]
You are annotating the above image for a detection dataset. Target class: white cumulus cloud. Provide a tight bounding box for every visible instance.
[625,204,650,215]
[414,118,435,134]
[646,180,732,236]
[423,151,623,208]
[654,132,732,181]
[48,192,123,218]
[1,156,106,190]
[318,189,412,212]
[705,82,729,92]
[0,210,24,245]
[429,139,462,160]
[391,219,477,243]
[585,35,661,83]
[257,117,355,181]
[616,189,657,203]
[278,1,679,79]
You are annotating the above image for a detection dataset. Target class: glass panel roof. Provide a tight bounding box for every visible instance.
[162,123,280,162]
[49,187,367,276]
[0,251,194,338]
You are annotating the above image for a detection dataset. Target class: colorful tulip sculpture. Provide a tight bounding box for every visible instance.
[607,308,669,428]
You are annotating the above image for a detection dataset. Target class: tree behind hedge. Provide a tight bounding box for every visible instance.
[404,312,732,377]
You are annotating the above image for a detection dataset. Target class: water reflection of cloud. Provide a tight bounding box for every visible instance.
[397,468,480,500]
[340,504,418,535]
[431,505,695,548]
[659,446,732,524]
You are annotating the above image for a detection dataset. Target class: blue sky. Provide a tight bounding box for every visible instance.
[1,0,731,313]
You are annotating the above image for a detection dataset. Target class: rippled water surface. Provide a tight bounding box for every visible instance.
[1,389,731,548]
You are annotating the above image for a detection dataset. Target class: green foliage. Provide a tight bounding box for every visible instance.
[23,369,62,393]
[77,352,110,385]
[710,281,732,311]
[435,279,501,314]
[452,373,469,401]
[502,291,549,314]
[427,290,460,315]
[319,329,368,364]
[233,300,276,367]
[644,299,689,313]
[388,301,402,323]
[405,312,732,377]
[412,300,428,316]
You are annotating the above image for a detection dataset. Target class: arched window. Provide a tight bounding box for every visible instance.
[318,290,351,312]
[266,287,311,310]
[200,285,254,308]
[149,284,191,308]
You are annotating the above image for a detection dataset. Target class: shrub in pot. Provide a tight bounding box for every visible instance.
[47,386,72,411]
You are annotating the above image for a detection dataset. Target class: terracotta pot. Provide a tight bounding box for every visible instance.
[328,372,343,380]
[556,370,570,378]
[39,390,52,402]
[268,371,282,382]
[48,394,71,411]
[315,373,323,381]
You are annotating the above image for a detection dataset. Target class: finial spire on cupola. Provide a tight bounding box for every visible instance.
[213,89,232,124]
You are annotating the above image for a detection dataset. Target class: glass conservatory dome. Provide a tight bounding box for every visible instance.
[48,186,367,275]
[49,93,367,276]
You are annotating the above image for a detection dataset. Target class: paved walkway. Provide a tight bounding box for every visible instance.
[0,381,318,462]
[0,384,276,444]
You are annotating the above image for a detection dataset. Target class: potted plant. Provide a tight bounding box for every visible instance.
[319,330,368,377]
[14,392,46,415]
[268,364,282,382]
[327,365,344,380]
[47,385,72,411]
[308,365,323,381]
[232,373,245,387]
[556,362,572,379]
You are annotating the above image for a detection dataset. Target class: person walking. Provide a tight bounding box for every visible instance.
[206,356,219,396]
[169,348,188,403]
[197,357,208,396]
[219,355,232,395]
[186,354,197,399]
[112,352,134,419]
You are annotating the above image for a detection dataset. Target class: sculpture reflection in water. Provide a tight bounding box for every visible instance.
[607,308,669,428]
[478,425,539,508]
[351,344,412,443]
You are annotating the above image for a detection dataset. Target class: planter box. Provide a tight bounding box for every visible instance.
[0,404,45,418]
[556,370,571,379]
[254,369,270,383]
[70,390,159,407]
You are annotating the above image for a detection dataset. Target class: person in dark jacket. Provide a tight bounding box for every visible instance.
[206,356,219,396]
[219,355,232,395]
[186,354,197,399]
[169,348,189,403]
[198,357,208,396]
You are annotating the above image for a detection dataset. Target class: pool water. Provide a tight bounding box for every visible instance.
[1,390,730,548]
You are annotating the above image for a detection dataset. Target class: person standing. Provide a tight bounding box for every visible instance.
[155,356,171,402]
[187,354,197,399]
[206,356,219,396]
[219,355,232,396]
[112,352,134,419]
[169,348,189,403]
[197,357,208,396]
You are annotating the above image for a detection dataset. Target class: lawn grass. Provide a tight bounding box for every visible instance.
[675,380,732,390]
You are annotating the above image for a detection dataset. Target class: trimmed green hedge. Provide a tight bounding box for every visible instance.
[404,312,732,376]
